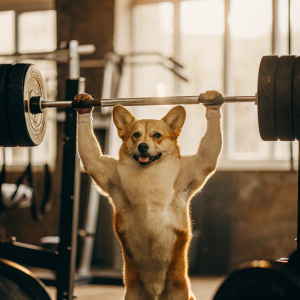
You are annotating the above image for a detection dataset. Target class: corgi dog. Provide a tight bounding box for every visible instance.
[76,90,222,300]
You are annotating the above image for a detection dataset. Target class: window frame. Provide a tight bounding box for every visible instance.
[130,0,297,171]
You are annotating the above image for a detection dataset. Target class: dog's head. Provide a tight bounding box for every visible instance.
[113,105,186,166]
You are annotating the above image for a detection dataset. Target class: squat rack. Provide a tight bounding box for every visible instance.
[0,41,94,300]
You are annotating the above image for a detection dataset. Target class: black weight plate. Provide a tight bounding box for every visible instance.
[274,55,296,141]
[257,56,279,141]
[0,259,52,300]
[213,265,300,300]
[0,64,16,147]
[6,64,47,147]
[292,56,300,140]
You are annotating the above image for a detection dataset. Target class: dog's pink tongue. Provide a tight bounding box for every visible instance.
[139,157,149,163]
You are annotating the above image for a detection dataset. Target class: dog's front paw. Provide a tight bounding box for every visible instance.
[200,90,223,107]
[74,93,94,114]
[200,90,222,119]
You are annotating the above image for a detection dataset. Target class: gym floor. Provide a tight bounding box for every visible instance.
[47,277,224,300]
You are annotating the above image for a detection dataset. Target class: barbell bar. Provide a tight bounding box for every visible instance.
[0,55,299,147]
[30,95,256,112]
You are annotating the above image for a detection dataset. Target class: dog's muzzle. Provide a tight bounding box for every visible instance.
[133,153,162,166]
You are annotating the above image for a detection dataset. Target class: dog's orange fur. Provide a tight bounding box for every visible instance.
[76,91,222,299]
[168,229,190,288]
[114,212,140,289]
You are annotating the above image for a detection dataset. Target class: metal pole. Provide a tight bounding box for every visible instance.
[69,40,80,79]
[41,95,256,109]
[0,44,95,62]
[56,79,82,300]
[298,142,300,251]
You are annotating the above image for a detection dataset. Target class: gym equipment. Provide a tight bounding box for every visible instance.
[0,63,47,147]
[0,78,85,300]
[2,55,300,147]
[293,57,300,140]
[0,42,97,300]
[257,55,278,141]
[0,43,95,63]
[274,55,296,141]
[0,259,52,300]
[0,151,33,212]
[0,149,52,221]
[1,183,33,210]
[213,252,300,300]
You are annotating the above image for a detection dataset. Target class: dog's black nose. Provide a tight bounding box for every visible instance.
[138,143,149,154]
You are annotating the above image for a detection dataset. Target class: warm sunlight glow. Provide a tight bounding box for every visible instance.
[181,0,224,36]
[229,0,272,39]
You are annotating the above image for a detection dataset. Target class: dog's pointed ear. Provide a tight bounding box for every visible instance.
[113,105,136,139]
[162,105,186,137]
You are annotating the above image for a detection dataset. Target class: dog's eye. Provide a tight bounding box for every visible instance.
[132,132,140,138]
[153,133,162,139]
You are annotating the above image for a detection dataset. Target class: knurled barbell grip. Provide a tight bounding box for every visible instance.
[30,96,101,113]
[71,99,101,108]
[41,99,101,108]
[198,94,224,105]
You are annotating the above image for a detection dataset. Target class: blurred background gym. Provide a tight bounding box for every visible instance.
[0,0,299,299]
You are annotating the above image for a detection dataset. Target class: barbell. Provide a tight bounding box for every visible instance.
[0,55,299,147]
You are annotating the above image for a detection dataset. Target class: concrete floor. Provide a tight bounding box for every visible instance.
[48,277,224,300]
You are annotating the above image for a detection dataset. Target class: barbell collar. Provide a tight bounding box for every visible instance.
[30,96,45,114]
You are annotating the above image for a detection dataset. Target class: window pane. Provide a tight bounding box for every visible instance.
[228,0,272,159]
[291,0,300,53]
[179,0,224,156]
[132,3,175,123]
[18,10,57,53]
[132,64,175,98]
[180,0,224,95]
[132,2,174,97]
[133,3,174,55]
[275,0,289,55]
[0,11,15,54]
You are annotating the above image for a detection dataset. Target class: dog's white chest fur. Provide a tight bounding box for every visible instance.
[117,158,180,208]
[115,159,187,294]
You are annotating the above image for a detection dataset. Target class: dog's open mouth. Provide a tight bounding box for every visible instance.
[133,153,162,166]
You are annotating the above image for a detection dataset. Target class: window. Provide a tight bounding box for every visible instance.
[291,0,300,53]
[0,9,57,167]
[132,3,175,98]
[0,11,15,54]
[179,0,224,159]
[18,10,57,53]
[225,0,272,162]
[129,0,298,170]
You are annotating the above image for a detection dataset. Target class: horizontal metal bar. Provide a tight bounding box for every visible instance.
[43,101,73,108]
[101,96,200,106]
[223,96,257,103]
[0,240,58,271]
[0,45,95,62]
[41,95,256,109]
